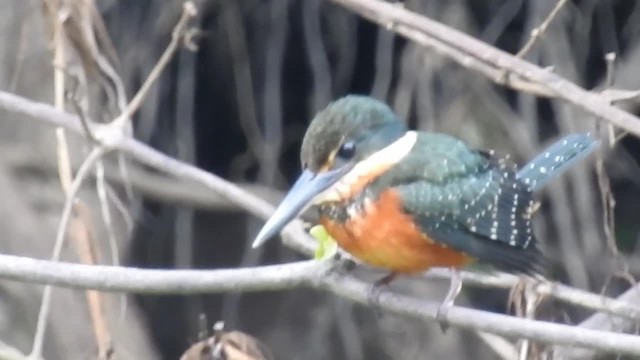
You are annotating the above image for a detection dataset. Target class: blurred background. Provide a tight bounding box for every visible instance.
[0,0,640,359]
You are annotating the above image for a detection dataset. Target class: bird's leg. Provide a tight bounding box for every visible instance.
[436,268,463,333]
[367,272,397,315]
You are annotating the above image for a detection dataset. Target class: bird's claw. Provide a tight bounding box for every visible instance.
[367,272,397,317]
[436,267,462,333]
[367,284,384,317]
[436,301,452,333]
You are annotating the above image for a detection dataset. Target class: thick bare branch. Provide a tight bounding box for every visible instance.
[426,269,640,322]
[319,272,640,357]
[0,253,637,356]
[328,0,640,136]
[0,256,323,294]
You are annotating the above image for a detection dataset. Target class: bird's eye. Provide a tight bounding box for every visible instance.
[338,141,356,159]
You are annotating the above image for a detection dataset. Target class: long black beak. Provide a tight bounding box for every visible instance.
[252,166,351,248]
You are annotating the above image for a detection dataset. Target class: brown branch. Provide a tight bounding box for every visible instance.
[34,1,114,358]
[30,3,199,358]
[71,203,113,359]
[30,147,109,359]
[328,0,640,136]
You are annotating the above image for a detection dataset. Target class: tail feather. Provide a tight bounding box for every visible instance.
[517,133,599,192]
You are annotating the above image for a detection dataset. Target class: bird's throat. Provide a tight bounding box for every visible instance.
[312,131,417,204]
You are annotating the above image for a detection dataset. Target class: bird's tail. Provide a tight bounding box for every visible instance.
[517,133,599,192]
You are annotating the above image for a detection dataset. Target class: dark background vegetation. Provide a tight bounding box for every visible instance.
[2,0,640,359]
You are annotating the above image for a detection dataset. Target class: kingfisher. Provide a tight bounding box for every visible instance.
[251,95,598,322]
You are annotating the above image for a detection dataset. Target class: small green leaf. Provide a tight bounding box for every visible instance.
[309,225,338,260]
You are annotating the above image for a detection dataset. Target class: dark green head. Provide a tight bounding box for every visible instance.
[301,95,408,172]
[252,95,409,248]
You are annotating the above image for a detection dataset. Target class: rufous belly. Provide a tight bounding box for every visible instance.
[320,189,473,273]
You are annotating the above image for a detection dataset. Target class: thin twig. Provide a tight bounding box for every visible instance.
[29,147,108,359]
[71,203,113,359]
[30,2,82,357]
[389,18,555,98]
[223,0,265,173]
[96,162,120,267]
[600,89,640,103]
[95,160,127,335]
[111,1,197,130]
[597,53,619,259]
[594,53,638,308]
[603,53,618,146]
[516,0,569,58]
[67,90,98,143]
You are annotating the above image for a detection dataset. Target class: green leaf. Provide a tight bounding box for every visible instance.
[309,225,338,260]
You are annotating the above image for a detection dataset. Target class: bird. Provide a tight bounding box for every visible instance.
[251,95,598,326]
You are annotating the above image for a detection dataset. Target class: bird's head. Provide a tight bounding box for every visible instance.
[252,95,415,248]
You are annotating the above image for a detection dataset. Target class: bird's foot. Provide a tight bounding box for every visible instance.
[368,286,384,317]
[435,302,452,333]
[436,268,463,333]
[367,272,397,317]
[507,276,527,316]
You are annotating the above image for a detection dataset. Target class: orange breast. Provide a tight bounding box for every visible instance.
[320,189,474,273]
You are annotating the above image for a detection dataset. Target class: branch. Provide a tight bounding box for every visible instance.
[579,284,640,332]
[31,147,108,360]
[12,151,639,323]
[2,91,640,355]
[515,0,569,58]
[0,255,322,294]
[11,148,640,322]
[318,271,640,357]
[426,269,640,322]
[3,153,285,212]
[111,1,198,129]
[0,253,638,356]
[554,283,640,358]
[327,0,640,136]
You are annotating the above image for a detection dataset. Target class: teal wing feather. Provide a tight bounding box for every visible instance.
[375,133,544,274]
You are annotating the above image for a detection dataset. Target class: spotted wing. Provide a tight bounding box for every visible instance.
[388,135,544,274]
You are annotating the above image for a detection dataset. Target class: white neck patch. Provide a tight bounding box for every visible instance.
[313,131,417,204]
